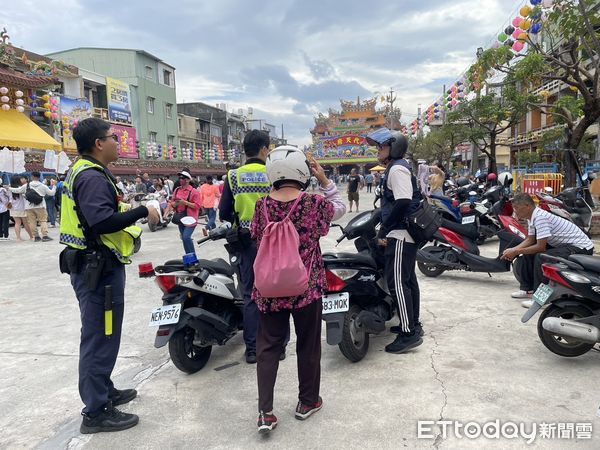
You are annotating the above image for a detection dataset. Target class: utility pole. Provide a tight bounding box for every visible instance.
[386,87,396,129]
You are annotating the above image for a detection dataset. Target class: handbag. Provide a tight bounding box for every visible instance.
[406,200,441,246]
[171,188,193,225]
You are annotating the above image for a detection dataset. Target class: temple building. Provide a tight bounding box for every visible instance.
[309,97,402,175]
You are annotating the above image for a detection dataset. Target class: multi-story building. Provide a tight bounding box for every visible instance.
[177,113,211,156]
[178,102,246,165]
[46,47,178,152]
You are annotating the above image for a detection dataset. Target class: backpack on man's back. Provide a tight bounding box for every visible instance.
[25,182,44,206]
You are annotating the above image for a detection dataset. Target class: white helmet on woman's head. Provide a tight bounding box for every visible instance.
[266,145,312,189]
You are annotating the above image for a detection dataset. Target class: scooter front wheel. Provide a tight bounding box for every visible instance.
[168,327,212,373]
[339,305,370,362]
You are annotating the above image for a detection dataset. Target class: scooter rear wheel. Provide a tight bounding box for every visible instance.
[417,246,446,277]
[537,304,595,357]
[339,305,370,362]
[169,327,213,373]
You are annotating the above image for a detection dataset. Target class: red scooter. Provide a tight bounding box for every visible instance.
[417,193,527,278]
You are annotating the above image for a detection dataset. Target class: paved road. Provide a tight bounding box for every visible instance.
[1,190,599,449]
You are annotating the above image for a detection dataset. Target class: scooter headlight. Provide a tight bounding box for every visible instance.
[560,271,591,284]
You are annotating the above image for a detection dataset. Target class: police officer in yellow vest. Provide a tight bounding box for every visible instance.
[219,130,272,364]
[60,118,159,434]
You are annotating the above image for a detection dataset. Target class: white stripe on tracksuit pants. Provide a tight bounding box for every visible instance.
[384,237,420,334]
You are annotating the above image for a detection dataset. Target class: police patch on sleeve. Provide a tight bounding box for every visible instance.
[239,172,269,184]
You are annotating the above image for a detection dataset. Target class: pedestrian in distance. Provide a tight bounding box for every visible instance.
[0,179,11,240]
[60,117,160,434]
[365,172,374,193]
[252,147,346,434]
[198,175,221,231]
[501,193,594,308]
[44,177,58,228]
[7,175,33,241]
[24,171,56,242]
[367,127,424,354]
[346,168,363,212]
[166,171,202,255]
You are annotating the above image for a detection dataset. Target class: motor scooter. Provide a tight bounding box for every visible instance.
[521,253,600,357]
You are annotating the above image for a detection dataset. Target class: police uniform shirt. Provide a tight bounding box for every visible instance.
[386,163,414,243]
[528,207,593,250]
[74,166,119,230]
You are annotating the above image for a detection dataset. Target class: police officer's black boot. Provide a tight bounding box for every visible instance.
[80,402,139,434]
[384,331,423,354]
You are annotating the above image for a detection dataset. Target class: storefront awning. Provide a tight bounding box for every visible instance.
[0,109,62,151]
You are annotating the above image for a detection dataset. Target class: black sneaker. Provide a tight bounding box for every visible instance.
[34,237,42,242]
[390,322,424,337]
[257,411,278,434]
[109,388,137,406]
[295,396,323,420]
[246,351,257,364]
[80,404,139,434]
[385,332,423,354]
[41,236,53,242]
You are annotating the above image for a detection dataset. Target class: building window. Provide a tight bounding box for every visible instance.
[166,103,173,119]
[163,70,171,86]
[147,97,155,114]
[145,65,153,79]
[167,135,174,146]
[149,132,157,143]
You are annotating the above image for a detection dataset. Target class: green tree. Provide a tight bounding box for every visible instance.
[472,0,600,186]
[415,123,469,169]
[447,86,532,175]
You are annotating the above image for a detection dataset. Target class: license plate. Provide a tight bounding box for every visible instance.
[149,304,182,326]
[462,215,476,224]
[322,292,350,314]
[532,284,553,306]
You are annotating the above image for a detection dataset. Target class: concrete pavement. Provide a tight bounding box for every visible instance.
[1,190,599,449]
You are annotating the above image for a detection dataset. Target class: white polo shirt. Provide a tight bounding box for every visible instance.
[528,207,593,250]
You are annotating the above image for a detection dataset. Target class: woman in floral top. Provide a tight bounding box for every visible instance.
[251,147,345,434]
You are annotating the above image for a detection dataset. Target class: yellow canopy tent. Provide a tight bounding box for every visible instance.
[369,165,386,172]
[0,109,61,151]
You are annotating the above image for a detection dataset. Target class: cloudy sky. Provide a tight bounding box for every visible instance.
[5,0,527,146]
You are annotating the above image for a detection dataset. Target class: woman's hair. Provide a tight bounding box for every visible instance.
[429,173,444,192]
[10,175,21,199]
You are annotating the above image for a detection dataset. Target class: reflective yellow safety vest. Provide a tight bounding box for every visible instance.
[228,162,271,228]
[59,158,142,264]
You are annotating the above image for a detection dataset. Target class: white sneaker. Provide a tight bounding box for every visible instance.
[511,290,533,299]
[521,300,534,309]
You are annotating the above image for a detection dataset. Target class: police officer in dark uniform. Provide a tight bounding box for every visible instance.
[60,118,159,433]
[367,127,424,354]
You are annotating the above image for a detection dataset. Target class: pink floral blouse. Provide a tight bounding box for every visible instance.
[250,193,334,313]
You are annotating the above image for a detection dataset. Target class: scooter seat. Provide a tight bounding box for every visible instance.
[163,258,235,277]
[568,254,600,273]
[323,252,377,268]
[440,218,479,240]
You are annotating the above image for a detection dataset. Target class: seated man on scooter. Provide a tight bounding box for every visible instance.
[501,193,594,308]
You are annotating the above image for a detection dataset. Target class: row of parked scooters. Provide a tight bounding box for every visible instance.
[136,171,599,375]
[420,171,599,358]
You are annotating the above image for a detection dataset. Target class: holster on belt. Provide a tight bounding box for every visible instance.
[225,228,252,253]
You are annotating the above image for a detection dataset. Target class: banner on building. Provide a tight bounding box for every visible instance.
[112,124,138,159]
[60,96,92,151]
[106,77,132,125]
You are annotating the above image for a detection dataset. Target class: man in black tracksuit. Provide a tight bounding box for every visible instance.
[366,127,424,354]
